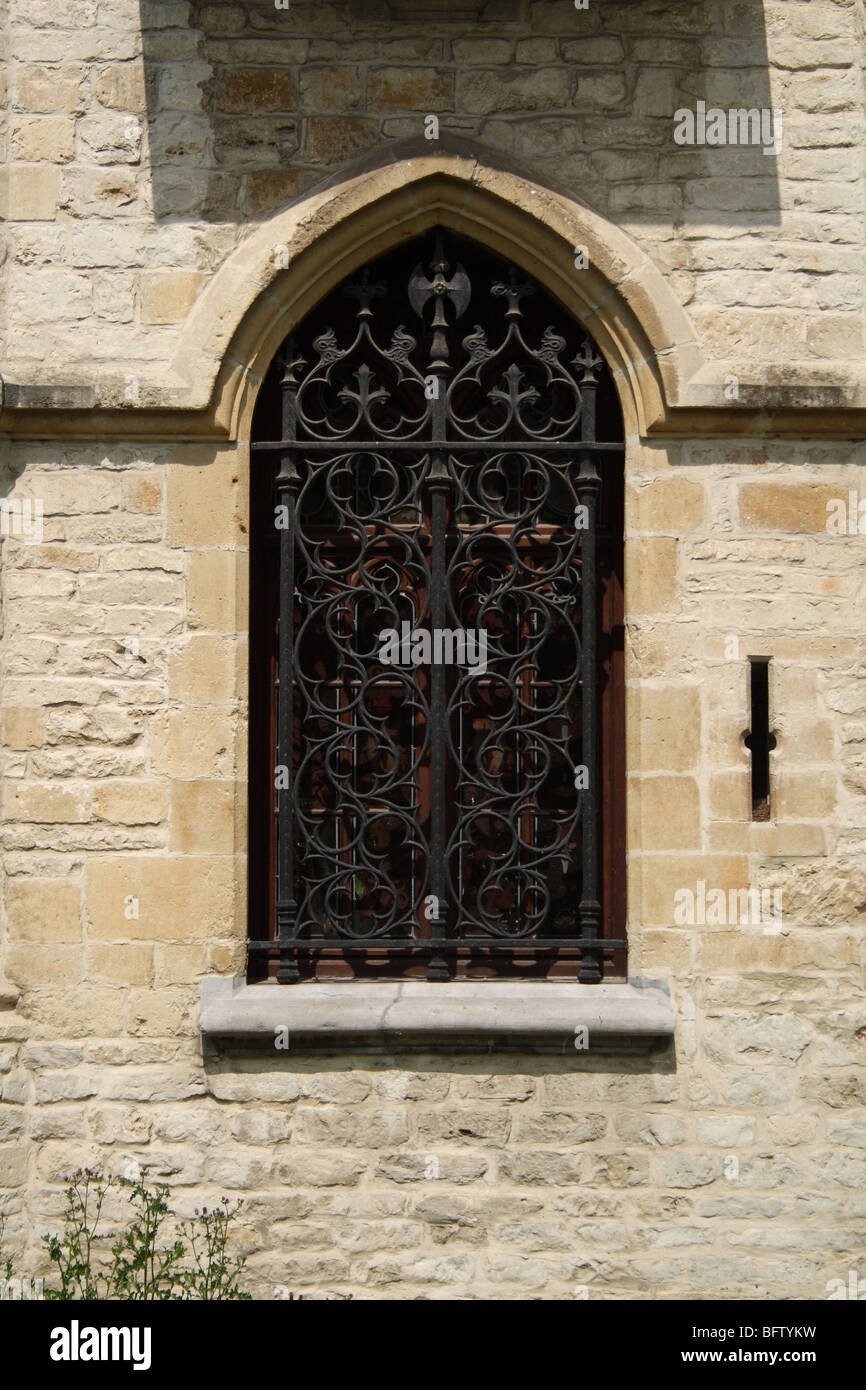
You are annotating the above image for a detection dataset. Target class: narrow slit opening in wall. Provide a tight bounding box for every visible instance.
[747,657,775,822]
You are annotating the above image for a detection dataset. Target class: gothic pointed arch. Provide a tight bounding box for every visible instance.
[169,154,703,438]
[247,225,626,983]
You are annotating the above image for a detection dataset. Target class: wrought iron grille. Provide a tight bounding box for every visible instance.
[249,230,625,982]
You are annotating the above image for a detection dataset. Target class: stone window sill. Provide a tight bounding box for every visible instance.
[199,976,675,1055]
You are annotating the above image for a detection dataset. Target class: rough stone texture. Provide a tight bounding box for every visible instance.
[1,434,863,1302]
[1,0,865,392]
[0,0,865,1303]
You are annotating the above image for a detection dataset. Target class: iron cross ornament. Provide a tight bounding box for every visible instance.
[408,232,471,371]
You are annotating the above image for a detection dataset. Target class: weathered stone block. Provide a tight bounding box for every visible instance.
[305,116,380,163]
[5,164,59,220]
[187,550,248,632]
[4,782,92,824]
[85,856,237,940]
[222,69,295,113]
[739,482,843,534]
[656,1155,717,1189]
[2,708,43,750]
[514,1112,608,1144]
[0,1144,29,1186]
[457,67,569,115]
[695,1116,756,1146]
[88,944,154,987]
[150,710,238,780]
[629,478,705,534]
[634,687,701,772]
[93,782,167,827]
[121,475,162,513]
[15,63,86,112]
[11,116,75,162]
[775,771,836,820]
[639,777,702,851]
[639,853,749,926]
[573,72,628,108]
[5,878,82,943]
[369,67,454,110]
[299,66,363,111]
[277,1154,366,1187]
[94,62,148,111]
[302,1075,373,1104]
[293,1107,410,1148]
[139,270,206,324]
[169,780,238,855]
[498,1152,587,1184]
[453,39,513,65]
[165,451,244,546]
[593,1152,651,1186]
[77,112,142,164]
[7,944,83,988]
[168,636,239,704]
[245,169,316,215]
[416,1108,511,1144]
[627,537,679,615]
[453,1075,533,1101]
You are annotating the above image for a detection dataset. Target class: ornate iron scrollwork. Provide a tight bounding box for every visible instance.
[251,229,625,981]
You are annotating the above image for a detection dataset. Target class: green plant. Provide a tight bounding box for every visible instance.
[43,1168,107,1300]
[43,1168,251,1300]
[179,1199,250,1301]
[0,1214,14,1282]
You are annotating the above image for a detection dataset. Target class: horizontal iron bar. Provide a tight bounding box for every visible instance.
[252,439,625,454]
[249,938,628,952]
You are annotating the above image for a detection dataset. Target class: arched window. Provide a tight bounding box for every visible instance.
[249,230,625,983]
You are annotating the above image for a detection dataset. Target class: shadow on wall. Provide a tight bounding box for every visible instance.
[138,0,780,226]
[202,1044,679,1104]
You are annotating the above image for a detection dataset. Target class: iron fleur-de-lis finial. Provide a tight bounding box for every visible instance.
[344,266,388,317]
[489,362,540,419]
[338,362,389,417]
[279,337,307,388]
[491,265,535,318]
[573,338,603,383]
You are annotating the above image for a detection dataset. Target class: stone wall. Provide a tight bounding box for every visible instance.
[2,0,865,395]
[1,0,865,1301]
[2,429,864,1299]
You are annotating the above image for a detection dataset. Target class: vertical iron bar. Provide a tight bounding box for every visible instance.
[577,362,603,983]
[275,344,301,982]
[427,371,450,980]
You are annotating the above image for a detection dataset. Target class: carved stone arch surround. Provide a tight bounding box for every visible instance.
[181,153,702,442]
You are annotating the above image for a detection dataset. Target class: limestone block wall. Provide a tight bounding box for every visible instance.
[1,431,865,1299]
[1,0,865,1302]
[2,0,866,398]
